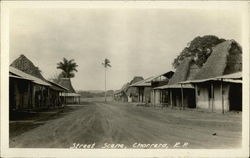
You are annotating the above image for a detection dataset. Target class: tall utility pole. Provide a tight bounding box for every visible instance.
[102,58,111,102]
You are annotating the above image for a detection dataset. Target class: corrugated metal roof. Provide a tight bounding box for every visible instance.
[155,83,194,89]
[130,76,155,87]
[215,72,242,79]
[180,72,242,84]
[147,71,174,82]
[9,66,51,86]
[9,74,33,81]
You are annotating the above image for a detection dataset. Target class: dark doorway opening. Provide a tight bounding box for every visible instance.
[186,89,196,108]
[229,83,242,111]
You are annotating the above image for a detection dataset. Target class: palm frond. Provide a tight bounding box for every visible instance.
[56,57,78,78]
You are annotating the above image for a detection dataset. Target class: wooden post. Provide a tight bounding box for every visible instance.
[160,90,163,108]
[153,90,155,105]
[142,87,144,103]
[170,89,173,109]
[27,82,31,109]
[181,84,184,110]
[32,84,36,108]
[221,79,224,114]
[153,90,155,107]
[211,82,214,112]
[65,93,67,105]
[195,84,198,108]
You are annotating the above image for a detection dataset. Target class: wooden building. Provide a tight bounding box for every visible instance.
[9,66,51,111]
[154,58,199,109]
[129,76,155,103]
[47,81,69,108]
[126,76,144,102]
[58,78,81,104]
[150,71,174,107]
[181,72,242,112]
[114,88,129,102]
[9,55,69,111]
[181,40,242,113]
[114,76,144,102]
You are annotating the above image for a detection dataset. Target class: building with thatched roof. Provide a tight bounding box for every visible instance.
[193,40,242,80]
[183,40,242,112]
[47,81,69,107]
[58,78,80,104]
[114,82,130,102]
[129,76,155,103]
[11,54,47,81]
[155,58,199,109]
[127,71,174,104]
[126,76,144,102]
[9,55,68,111]
[114,76,145,102]
[9,66,67,111]
[150,71,174,106]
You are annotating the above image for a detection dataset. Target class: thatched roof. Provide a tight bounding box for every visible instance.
[58,78,76,93]
[114,82,130,95]
[167,58,198,85]
[121,82,130,92]
[122,76,144,95]
[129,76,144,85]
[47,80,69,92]
[10,54,47,81]
[187,64,200,80]
[194,40,242,80]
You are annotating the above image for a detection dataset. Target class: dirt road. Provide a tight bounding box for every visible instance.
[10,101,241,149]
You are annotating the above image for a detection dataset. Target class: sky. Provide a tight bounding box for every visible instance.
[9,8,242,91]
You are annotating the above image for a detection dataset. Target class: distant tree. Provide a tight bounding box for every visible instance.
[57,58,78,78]
[172,35,226,68]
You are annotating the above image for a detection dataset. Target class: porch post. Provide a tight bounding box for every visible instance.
[32,84,36,108]
[153,90,155,105]
[27,82,31,109]
[160,91,163,108]
[221,78,224,114]
[170,89,173,109]
[181,84,184,110]
[153,90,155,107]
[211,82,214,112]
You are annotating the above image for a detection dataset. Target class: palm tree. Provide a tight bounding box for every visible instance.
[102,58,111,102]
[57,58,78,78]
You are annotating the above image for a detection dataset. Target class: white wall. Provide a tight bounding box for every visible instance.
[196,82,230,112]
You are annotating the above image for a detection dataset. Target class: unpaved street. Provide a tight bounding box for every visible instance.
[10,101,242,149]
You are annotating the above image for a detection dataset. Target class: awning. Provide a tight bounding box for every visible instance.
[9,66,51,86]
[129,76,154,87]
[60,92,81,97]
[154,83,194,89]
[9,74,33,81]
[180,72,242,84]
